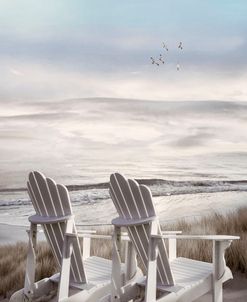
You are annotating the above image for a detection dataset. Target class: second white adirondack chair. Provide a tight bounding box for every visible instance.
[106,172,239,302]
[10,171,141,302]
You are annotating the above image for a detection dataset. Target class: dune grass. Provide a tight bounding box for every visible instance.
[0,242,57,299]
[0,208,247,299]
[173,208,247,273]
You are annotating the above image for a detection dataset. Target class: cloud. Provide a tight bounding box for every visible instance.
[0,55,247,102]
[171,132,214,148]
[9,68,24,77]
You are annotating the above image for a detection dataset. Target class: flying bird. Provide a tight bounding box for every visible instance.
[150,41,184,70]
[162,42,169,51]
[150,57,159,66]
[150,57,155,64]
[159,54,165,64]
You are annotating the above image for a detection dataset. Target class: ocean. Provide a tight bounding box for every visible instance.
[1,98,247,227]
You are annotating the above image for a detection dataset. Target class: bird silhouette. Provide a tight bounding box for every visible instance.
[150,57,155,64]
[162,42,169,51]
[159,54,165,64]
[150,41,183,70]
[178,42,183,50]
[150,56,160,66]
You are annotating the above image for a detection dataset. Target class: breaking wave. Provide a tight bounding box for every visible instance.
[1,179,247,207]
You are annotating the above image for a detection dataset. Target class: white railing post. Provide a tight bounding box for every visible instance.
[58,219,74,302]
[168,238,177,261]
[124,241,137,282]
[145,220,158,302]
[111,226,122,302]
[162,230,181,261]
[24,222,37,300]
[82,236,91,260]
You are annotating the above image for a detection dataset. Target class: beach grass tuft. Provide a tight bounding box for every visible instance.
[0,243,57,299]
[1,207,247,299]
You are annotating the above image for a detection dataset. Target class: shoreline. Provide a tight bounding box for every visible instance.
[2,178,247,195]
[1,190,247,245]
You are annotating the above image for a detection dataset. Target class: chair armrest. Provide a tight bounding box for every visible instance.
[152,234,239,280]
[77,232,130,241]
[162,231,182,235]
[65,232,78,238]
[78,233,112,240]
[76,230,96,234]
[29,214,74,224]
[152,234,239,240]
[77,232,131,260]
[112,216,156,226]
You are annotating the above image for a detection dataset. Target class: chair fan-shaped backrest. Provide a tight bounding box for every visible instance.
[27,171,86,284]
[110,172,174,286]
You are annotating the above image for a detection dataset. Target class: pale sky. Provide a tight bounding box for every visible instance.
[1,0,247,101]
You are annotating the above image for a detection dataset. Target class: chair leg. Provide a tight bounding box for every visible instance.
[213,280,223,302]
[212,240,230,302]
[124,241,137,282]
[58,219,74,302]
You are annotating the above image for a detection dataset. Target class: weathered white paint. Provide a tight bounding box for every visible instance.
[109,172,239,302]
[23,223,37,300]
[11,171,141,302]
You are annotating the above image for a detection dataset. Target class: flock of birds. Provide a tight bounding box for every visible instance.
[150,41,183,71]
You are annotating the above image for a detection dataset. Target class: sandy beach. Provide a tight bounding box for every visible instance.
[197,274,247,302]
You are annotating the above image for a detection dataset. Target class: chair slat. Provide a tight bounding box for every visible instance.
[27,182,39,214]
[110,174,131,219]
[33,171,56,216]
[29,172,48,215]
[57,184,73,216]
[115,174,140,218]
[128,179,149,218]
[139,185,156,217]
[46,177,65,216]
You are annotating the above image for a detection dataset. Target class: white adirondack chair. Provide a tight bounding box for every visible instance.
[106,172,239,302]
[10,171,141,302]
